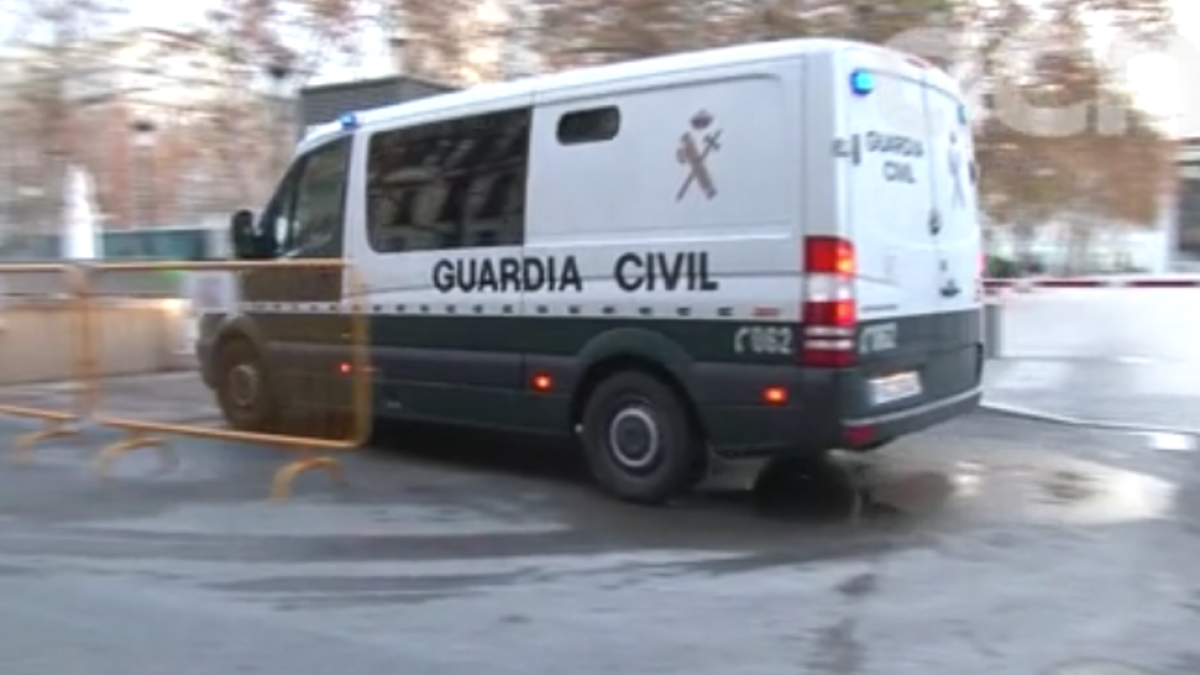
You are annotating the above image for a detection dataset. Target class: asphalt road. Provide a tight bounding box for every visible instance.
[0,409,1196,675]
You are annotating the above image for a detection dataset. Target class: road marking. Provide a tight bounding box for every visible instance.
[998,354,1168,365]
[1112,355,1160,365]
[0,547,750,583]
[1052,660,1149,675]
[67,503,572,538]
[980,402,1200,440]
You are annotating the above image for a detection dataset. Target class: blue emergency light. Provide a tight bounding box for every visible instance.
[339,112,359,130]
[849,69,874,96]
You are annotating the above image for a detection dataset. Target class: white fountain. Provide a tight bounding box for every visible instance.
[60,163,103,260]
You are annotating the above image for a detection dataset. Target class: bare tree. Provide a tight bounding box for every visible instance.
[532,0,734,69]
[971,1,1174,270]
[178,0,372,212]
[530,0,964,70]
[1,0,126,241]
[373,0,527,85]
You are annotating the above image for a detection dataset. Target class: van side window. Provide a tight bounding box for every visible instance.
[366,107,531,253]
[259,137,350,258]
[557,107,620,145]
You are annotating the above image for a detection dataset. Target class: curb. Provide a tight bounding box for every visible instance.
[979,400,1200,438]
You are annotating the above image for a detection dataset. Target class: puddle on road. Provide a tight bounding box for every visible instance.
[1140,432,1197,452]
[750,452,1168,528]
[1026,463,1175,526]
[862,454,1178,527]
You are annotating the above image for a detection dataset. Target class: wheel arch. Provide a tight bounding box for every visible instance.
[203,314,270,388]
[212,315,268,361]
[568,328,705,440]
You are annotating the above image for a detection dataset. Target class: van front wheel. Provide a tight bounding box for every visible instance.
[215,339,279,433]
[580,371,704,505]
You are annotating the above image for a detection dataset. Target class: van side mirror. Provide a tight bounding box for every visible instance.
[229,209,272,259]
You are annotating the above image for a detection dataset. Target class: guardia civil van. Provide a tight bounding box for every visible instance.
[198,38,985,504]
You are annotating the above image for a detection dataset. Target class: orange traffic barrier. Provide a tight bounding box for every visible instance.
[0,263,96,465]
[80,259,371,500]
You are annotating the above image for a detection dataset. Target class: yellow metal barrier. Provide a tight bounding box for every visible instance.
[83,260,371,500]
[0,264,95,465]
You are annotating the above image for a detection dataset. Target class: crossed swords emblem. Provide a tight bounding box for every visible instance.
[676,110,721,201]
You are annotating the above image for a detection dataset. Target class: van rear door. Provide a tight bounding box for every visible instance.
[841,47,982,414]
[843,51,980,320]
[922,72,980,312]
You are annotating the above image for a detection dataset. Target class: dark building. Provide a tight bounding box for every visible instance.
[296,75,456,139]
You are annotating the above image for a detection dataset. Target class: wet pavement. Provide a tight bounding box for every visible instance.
[984,288,1200,432]
[0,408,1197,675]
[0,287,1197,674]
[984,357,1200,431]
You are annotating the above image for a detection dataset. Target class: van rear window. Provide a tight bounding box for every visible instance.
[557,107,620,145]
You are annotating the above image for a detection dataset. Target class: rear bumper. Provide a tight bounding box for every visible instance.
[841,385,981,445]
[694,349,983,459]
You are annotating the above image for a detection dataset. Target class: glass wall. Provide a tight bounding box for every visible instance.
[0,227,224,261]
[1177,173,1200,258]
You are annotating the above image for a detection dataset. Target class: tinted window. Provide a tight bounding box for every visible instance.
[557,107,620,145]
[366,107,530,253]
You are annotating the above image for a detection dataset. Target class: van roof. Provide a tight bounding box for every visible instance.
[296,38,939,153]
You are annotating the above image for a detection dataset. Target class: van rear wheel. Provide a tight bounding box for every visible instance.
[580,371,704,505]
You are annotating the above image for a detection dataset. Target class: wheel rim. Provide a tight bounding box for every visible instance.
[227,362,260,412]
[607,405,660,471]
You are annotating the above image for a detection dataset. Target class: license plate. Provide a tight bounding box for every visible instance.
[869,372,922,405]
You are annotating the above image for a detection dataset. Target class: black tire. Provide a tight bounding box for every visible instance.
[579,370,705,505]
[215,339,279,432]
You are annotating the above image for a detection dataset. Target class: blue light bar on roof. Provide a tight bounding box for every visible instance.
[338,112,359,130]
[849,69,874,96]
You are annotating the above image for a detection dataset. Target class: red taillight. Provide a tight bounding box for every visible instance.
[803,298,856,327]
[801,236,857,368]
[804,236,855,276]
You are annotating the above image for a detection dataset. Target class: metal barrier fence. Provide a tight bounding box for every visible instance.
[0,263,93,461]
[0,259,371,500]
[985,276,1200,290]
[1,267,187,298]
